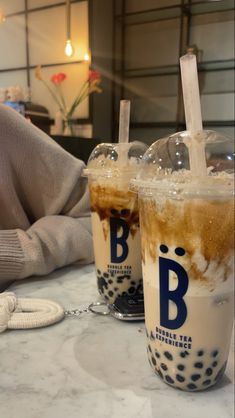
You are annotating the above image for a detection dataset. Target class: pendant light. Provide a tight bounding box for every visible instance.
[65,0,74,57]
[0,8,6,24]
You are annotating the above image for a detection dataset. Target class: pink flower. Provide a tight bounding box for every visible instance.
[51,73,67,85]
[88,70,101,82]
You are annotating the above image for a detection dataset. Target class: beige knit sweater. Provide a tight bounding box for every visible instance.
[0,104,94,286]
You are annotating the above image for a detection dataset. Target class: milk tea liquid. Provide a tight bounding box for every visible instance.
[89,178,142,304]
[139,179,234,391]
[85,142,147,305]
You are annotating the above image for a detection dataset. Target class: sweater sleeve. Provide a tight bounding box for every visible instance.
[0,215,93,281]
[0,105,94,284]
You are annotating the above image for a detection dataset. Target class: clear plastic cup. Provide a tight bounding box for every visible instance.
[132,130,234,391]
[84,141,147,304]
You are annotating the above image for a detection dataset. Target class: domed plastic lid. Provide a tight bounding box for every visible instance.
[83,141,147,179]
[132,130,234,198]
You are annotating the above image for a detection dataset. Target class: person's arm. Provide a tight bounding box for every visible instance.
[0,215,93,281]
[0,105,94,283]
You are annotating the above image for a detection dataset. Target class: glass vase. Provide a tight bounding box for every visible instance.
[63,117,75,136]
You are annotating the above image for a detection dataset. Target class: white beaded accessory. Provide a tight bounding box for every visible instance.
[0,292,65,333]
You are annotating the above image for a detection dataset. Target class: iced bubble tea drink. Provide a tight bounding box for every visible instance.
[84,141,147,304]
[133,131,234,391]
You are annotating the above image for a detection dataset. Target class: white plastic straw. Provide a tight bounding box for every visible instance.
[118,100,130,144]
[180,54,207,177]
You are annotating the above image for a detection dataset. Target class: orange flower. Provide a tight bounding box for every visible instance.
[51,73,67,85]
[35,65,43,81]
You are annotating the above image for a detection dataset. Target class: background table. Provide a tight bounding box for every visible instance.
[51,136,101,164]
[0,265,234,418]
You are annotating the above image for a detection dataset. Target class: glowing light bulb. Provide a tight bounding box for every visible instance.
[0,9,6,23]
[84,52,90,62]
[65,39,74,57]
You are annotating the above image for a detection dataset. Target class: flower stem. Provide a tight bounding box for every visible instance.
[68,81,89,117]
[57,84,67,113]
[42,80,64,112]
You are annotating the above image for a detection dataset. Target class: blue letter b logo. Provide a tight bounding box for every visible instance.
[159,250,188,330]
[110,218,129,263]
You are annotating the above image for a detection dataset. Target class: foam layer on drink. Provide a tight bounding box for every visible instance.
[138,171,234,390]
[90,181,139,237]
[89,179,142,304]
[139,171,234,292]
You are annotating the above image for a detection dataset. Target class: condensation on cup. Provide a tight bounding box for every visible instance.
[84,141,147,304]
[132,130,234,391]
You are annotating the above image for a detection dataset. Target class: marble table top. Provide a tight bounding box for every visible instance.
[0,264,234,418]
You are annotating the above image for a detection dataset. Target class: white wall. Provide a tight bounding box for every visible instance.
[0,0,89,119]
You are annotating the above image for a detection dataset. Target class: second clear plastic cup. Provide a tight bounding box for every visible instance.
[84,141,147,304]
[132,131,234,391]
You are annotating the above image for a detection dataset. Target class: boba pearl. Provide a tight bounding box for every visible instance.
[155,350,160,359]
[177,364,185,371]
[137,283,143,292]
[194,362,203,369]
[187,383,197,390]
[108,279,113,284]
[180,350,189,358]
[197,350,204,356]
[128,287,135,294]
[104,272,109,278]
[203,380,211,386]
[191,374,201,382]
[108,290,114,297]
[176,374,185,383]
[164,351,173,361]
[148,344,152,353]
[98,277,108,291]
[211,350,219,358]
[212,361,218,368]
[158,369,163,379]
[205,368,213,376]
[215,362,227,381]
[160,363,168,371]
[151,356,156,366]
[165,375,174,384]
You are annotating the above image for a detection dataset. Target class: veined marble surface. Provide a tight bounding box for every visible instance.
[0,264,234,418]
